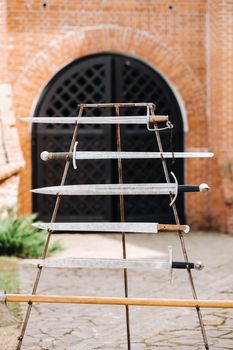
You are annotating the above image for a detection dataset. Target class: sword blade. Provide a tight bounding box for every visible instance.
[31,183,209,196]
[25,258,170,269]
[33,222,158,233]
[20,116,167,124]
[41,151,214,161]
[79,102,154,108]
[31,183,176,195]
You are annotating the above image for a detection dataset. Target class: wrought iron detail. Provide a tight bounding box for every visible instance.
[32,54,184,223]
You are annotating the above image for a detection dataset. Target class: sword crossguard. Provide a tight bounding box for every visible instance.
[146,105,173,131]
[169,172,178,206]
[169,246,173,284]
[73,141,78,170]
[147,119,173,132]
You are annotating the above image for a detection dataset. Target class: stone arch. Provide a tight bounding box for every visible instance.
[14,25,207,218]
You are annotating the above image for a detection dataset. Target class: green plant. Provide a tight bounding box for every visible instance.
[0,256,21,318]
[0,211,61,258]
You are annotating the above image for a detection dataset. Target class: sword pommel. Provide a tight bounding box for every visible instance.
[199,183,210,192]
[40,151,73,161]
[194,261,204,270]
[40,151,49,161]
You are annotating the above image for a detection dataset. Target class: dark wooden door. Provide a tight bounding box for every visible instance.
[113,56,184,223]
[32,53,184,224]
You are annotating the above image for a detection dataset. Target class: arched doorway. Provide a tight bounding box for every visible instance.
[32,53,184,224]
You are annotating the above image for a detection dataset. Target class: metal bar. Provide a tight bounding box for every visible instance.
[4,294,233,308]
[32,222,190,233]
[41,151,214,161]
[20,115,167,124]
[115,105,131,350]
[31,183,209,196]
[16,106,85,350]
[23,257,203,270]
[150,104,209,349]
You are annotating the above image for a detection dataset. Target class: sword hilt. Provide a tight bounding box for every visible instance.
[169,172,209,206]
[172,261,204,270]
[41,151,72,161]
[169,247,203,285]
[157,224,190,233]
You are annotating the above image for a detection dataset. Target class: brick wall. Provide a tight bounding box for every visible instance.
[0,0,7,83]
[0,0,232,232]
[0,1,24,211]
[207,0,233,232]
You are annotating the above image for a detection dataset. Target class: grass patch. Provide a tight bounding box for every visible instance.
[0,256,21,318]
[0,212,61,258]
[0,212,62,319]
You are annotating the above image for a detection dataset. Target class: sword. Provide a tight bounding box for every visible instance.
[23,257,203,271]
[40,150,214,161]
[31,182,210,196]
[20,115,168,124]
[32,222,190,234]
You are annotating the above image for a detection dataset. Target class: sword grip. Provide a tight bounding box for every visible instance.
[41,151,72,161]
[172,261,204,270]
[149,115,168,123]
[157,224,188,232]
[178,184,209,193]
[172,261,195,269]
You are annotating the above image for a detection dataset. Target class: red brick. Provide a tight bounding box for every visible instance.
[0,0,232,232]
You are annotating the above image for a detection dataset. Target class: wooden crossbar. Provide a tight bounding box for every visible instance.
[3,294,233,308]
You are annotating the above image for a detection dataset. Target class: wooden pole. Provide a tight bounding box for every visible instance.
[4,294,233,308]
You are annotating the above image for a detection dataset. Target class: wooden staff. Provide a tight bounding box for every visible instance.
[3,294,233,309]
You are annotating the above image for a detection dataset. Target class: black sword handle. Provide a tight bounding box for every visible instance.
[178,184,209,193]
[172,261,195,269]
[178,185,200,192]
[172,261,203,270]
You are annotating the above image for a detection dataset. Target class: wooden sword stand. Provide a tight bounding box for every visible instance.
[12,102,214,349]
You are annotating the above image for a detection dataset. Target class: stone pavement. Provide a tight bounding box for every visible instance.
[18,231,233,349]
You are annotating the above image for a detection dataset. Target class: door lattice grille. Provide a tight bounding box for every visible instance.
[115,56,184,222]
[32,53,184,224]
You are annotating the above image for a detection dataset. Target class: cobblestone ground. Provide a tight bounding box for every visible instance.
[18,232,233,349]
